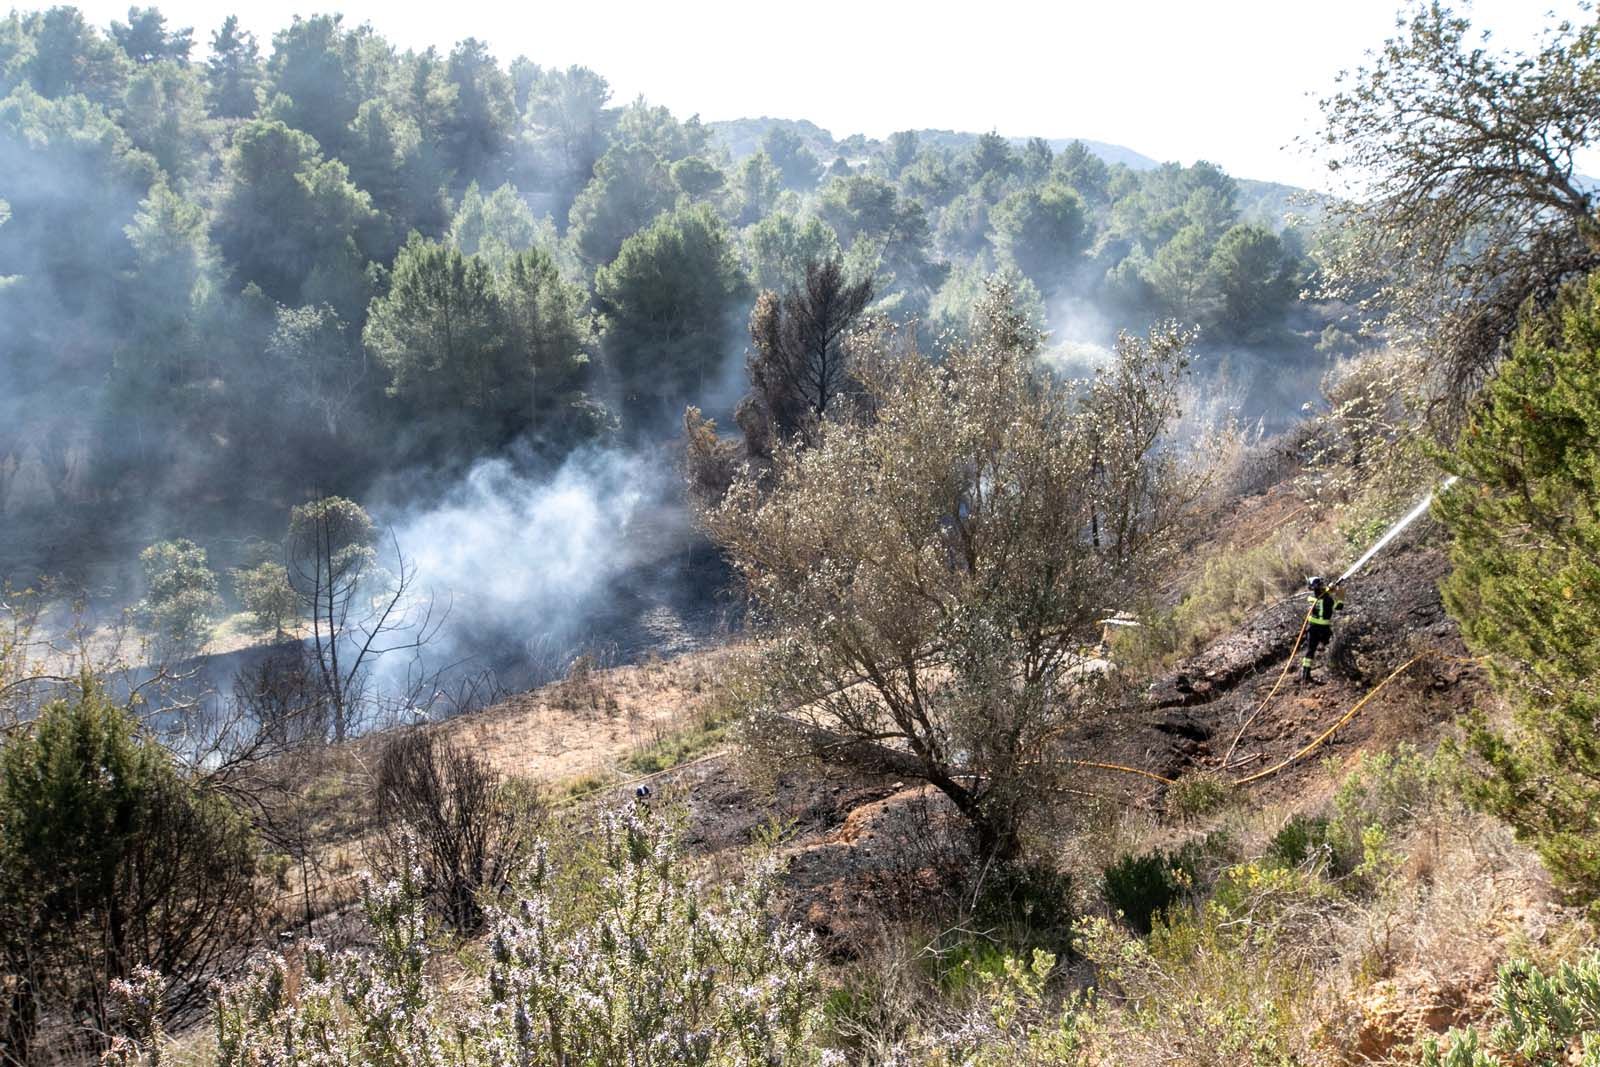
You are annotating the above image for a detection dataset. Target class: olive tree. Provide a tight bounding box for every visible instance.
[702,283,1195,861]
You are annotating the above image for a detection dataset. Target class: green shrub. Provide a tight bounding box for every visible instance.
[971,861,1076,955]
[0,680,258,1061]
[1206,858,1337,921]
[1266,815,1331,869]
[1080,909,1308,1067]
[1421,951,1600,1066]
[1114,530,1335,674]
[231,560,298,637]
[1325,744,1446,878]
[138,538,222,657]
[1168,535,1327,654]
[1101,833,1235,935]
[1101,851,1181,935]
[935,939,1015,997]
[625,706,733,774]
[1165,772,1234,819]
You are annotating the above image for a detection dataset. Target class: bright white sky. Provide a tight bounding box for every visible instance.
[67,0,1588,188]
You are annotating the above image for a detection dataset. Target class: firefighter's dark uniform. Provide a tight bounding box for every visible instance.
[1301,586,1343,682]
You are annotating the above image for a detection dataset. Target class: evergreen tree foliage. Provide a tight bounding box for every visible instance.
[990,180,1087,294]
[596,205,749,427]
[110,8,193,66]
[262,14,381,159]
[205,16,261,119]
[0,680,258,1060]
[0,5,1332,575]
[1209,223,1297,341]
[763,125,821,191]
[137,537,222,658]
[119,58,211,183]
[215,118,377,315]
[365,235,596,452]
[742,211,840,293]
[568,141,676,267]
[1439,272,1600,911]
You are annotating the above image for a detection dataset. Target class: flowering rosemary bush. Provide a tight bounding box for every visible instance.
[158,807,822,1067]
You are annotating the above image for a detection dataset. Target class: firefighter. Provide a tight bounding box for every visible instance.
[1300,575,1344,684]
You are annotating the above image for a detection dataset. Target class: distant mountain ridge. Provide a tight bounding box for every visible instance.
[706,117,1325,231]
[707,117,1162,171]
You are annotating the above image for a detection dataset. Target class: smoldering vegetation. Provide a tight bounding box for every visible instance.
[0,6,1353,730]
[9,4,1600,1066]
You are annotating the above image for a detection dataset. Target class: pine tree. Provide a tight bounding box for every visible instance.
[1438,271,1600,910]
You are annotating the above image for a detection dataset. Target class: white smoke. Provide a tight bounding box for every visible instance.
[377,445,703,702]
[396,449,660,625]
[1039,294,1119,377]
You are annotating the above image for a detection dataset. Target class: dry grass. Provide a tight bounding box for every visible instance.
[450,645,737,785]
[241,644,742,936]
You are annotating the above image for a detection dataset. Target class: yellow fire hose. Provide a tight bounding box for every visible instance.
[1067,647,1447,790]
[1222,612,1312,768]
[1230,651,1426,786]
[1065,759,1175,785]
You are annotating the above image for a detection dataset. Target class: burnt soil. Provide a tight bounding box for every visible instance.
[593,505,1484,950]
[1133,530,1477,798]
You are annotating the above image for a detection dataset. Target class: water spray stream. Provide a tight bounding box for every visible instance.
[1337,475,1459,584]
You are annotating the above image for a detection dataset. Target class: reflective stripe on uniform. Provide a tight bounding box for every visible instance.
[1308,594,1339,624]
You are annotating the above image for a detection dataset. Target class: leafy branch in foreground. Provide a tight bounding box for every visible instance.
[1438,271,1600,911]
[1420,951,1600,1067]
[1316,2,1600,412]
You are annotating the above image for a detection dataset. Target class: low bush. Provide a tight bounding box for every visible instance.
[1101,851,1182,935]
[972,861,1077,955]
[0,680,258,1062]
[1265,814,1332,869]
[1101,833,1235,935]
[370,728,541,935]
[1080,906,1313,1067]
[1116,528,1336,673]
[626,705,735,774]
[1421,951,1600,1066]
[111,807,824,1067]
[1165,772,1234,820]
[1325,744,1449,881]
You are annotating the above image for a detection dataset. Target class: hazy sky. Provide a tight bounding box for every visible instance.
[68,0,1586,188]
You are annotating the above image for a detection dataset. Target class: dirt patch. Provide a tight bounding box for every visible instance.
[450,647,735,783]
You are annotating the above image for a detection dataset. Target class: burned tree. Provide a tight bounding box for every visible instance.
[703,283,1196,862]
[684,258,872,500]
[745,257,874,449]
[286,496,443,741]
